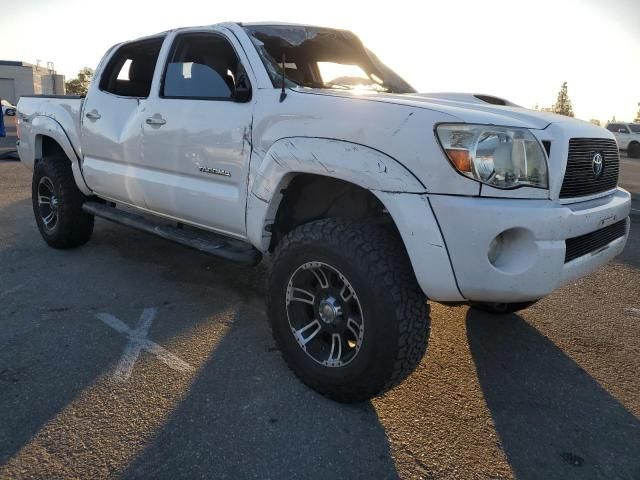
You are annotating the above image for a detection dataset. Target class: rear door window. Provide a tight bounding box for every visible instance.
[100,38,164,98]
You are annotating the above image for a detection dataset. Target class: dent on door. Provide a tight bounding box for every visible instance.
[81,93,147,206]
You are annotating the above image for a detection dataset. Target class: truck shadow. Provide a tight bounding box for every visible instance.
[0,201,398,479]
[466,309,640,480]
[119,301,398,480]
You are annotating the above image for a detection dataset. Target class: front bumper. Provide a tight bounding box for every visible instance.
[429,188,631,302]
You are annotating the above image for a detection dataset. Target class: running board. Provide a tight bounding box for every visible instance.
[82,202,262,266]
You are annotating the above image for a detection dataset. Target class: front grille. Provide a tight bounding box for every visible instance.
[565,219,627,263]
[559,138,619,198]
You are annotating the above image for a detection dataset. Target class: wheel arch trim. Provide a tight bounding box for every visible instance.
[246,136,426,249]
[29,116,92,195]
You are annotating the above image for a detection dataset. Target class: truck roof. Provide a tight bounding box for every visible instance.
[237,21,343,30]
[124,21,344,44]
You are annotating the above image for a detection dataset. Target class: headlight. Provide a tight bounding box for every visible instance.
[435,124,548,189]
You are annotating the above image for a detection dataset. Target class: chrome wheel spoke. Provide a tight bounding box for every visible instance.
[293,319,322,346]
[38,195,51,206]
[43,211,56,226]
[327,333,343,365]
[288,287,315,305]
[346,317,362,342]
[309,265,330,289]
[340,283,353,302]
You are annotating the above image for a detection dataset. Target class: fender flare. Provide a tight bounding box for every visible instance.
[246,136,426,250]
[30,115,92,195]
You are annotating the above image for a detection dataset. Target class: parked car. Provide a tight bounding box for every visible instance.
[1,99,16,116]
[16,23,631,402]
[606,122,640,158]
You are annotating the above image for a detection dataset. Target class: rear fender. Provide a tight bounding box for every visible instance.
[30,116,91,195]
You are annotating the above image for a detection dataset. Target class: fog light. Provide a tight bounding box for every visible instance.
[487,228,538,274]
[488,233,504,265]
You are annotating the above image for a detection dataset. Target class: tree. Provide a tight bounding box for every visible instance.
[589,119,601,126]
[552,82,574,117]
[65,67,94,96]
[635,102,640,123]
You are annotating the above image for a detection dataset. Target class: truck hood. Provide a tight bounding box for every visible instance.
[298,89,575,130]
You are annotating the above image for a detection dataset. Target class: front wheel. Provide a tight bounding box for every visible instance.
[628,142,640,159]
[268,219,431,403]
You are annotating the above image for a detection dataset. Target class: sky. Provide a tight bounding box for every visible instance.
[2,0,639,122]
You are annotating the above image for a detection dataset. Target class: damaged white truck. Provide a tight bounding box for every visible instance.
[17,23,631,402]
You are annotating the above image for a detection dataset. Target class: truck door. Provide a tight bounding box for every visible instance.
[81,37,165,206]
[616,125,631,150]
[139,30,254,238]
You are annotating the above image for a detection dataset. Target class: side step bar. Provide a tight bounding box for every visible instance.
[82,202,262,266]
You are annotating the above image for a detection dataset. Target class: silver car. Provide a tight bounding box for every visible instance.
[1,99,16,116]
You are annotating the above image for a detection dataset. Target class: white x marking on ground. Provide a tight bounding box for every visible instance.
[96,308,193,382]
[0,283,25,300]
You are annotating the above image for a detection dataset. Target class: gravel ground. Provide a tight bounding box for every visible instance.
[0,159,638,480]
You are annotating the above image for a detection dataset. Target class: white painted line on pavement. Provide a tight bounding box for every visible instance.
[96,307,194,382]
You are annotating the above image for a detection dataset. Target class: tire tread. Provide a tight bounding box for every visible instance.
[32,157,94,249]
[268,218,430,402]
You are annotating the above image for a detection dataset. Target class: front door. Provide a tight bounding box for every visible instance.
[140,30,254,238]
[81,37,165,206]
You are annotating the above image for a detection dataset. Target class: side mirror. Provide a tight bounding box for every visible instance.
[233,74,252,103]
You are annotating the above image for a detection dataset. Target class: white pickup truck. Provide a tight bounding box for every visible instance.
[17,22,631,402]
[606,122,640,158]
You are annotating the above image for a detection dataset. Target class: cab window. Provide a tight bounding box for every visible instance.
[162,33,248,100]
[99,38,164,98]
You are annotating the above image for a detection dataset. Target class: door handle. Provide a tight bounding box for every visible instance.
[85,110,101,120]
[145,115,166,126]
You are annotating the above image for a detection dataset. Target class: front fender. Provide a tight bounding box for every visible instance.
[25,115,91,195]
[246,136,426,250]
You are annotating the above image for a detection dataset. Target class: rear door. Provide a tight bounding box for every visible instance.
[139,29,255,238]
[81,37,165,206]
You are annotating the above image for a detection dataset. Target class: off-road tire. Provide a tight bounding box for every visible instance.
[268,218,431,403]
[32,157,94,249]
[470,300,538,314]
[628,142,640,159]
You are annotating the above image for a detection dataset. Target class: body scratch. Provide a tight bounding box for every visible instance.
[392,112,414,136]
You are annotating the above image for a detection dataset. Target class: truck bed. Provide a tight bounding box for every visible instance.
[16,95,85,170]
[19,94,85,99]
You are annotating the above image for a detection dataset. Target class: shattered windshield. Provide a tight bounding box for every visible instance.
[242,25,416,94]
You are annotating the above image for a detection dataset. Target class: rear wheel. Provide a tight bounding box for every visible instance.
[268,219,431,403]
[470,300,538,314]
[32,157,94,249]
[628,142,640,159]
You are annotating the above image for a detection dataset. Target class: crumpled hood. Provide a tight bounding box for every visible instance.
[302,89,580,130]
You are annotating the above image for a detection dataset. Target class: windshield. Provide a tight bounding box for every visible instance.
[630,124,640,133]
[242,25,416,94]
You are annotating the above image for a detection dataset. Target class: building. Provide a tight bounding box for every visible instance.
[0,60,65,104]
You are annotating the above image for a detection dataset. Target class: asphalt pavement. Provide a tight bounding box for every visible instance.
[0,129,639,479]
